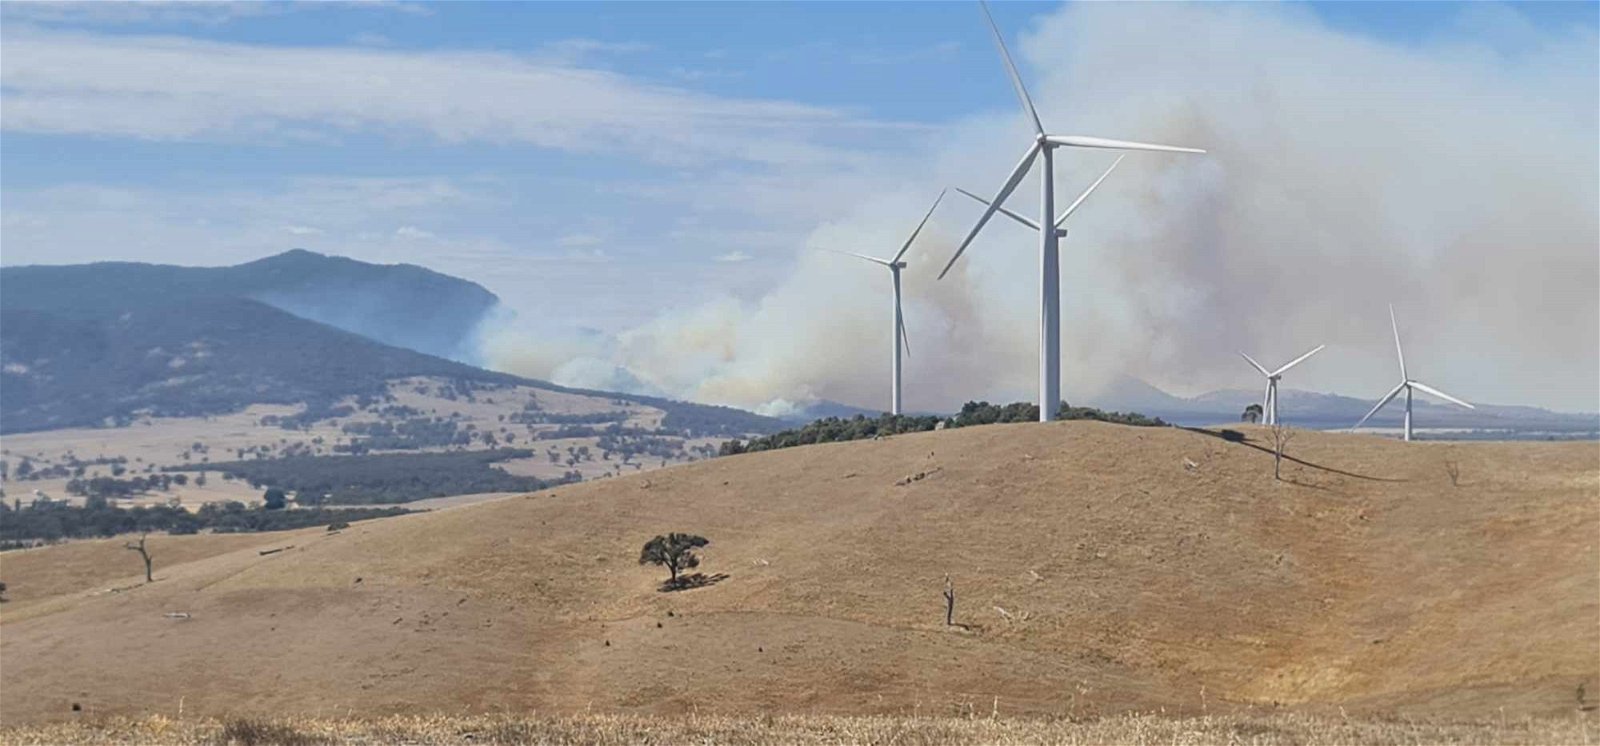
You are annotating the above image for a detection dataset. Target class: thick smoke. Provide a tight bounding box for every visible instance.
[483,3,1598,414]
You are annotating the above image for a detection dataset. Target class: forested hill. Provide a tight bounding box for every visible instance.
[0,297,521,433]
[0,252,782,436]
[0,249,497,362]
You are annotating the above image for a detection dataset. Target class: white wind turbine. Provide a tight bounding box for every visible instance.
[1353,305,1474,441]
[938,2,1205,422]
[828,189,947,416]
[1239,344,1325,426]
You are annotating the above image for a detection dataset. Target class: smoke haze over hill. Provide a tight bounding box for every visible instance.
[478,2,1597,416]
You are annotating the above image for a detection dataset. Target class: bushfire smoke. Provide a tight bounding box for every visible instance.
[481,3,1598,415]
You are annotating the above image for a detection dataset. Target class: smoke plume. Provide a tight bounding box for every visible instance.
[482,3,1598,414]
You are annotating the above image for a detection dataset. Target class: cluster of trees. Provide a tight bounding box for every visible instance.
[65,473,190,498]
[168,448,573,504]
[0,498,410,548]
[720,401,1168,456]
[507,410,630,426]
[339,416,471,451]
[3,454,129,482]
[597,431,685,463]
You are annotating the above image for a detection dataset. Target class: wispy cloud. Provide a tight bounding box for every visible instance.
[0,1,429,27]
[0,27,922,167]
[557,233,605,248]
[712,250,751,263]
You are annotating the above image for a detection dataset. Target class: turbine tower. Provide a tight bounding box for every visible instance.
[829,189,946,416]
[937,2,1205,422]
[1238,344,1325,426]
[1353,305,1474,441]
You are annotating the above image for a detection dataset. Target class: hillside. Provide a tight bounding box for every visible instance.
[0,249,497,362]
[1,422,1593,724]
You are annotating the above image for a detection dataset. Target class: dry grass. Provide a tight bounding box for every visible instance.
[1,712,1592,746]
[2,423,1595,726]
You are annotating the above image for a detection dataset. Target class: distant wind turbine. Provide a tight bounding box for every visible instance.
[828,189,946,416]
[1238,344,1324,426]
[1353,305,1474,441]
[938,1,1205,422]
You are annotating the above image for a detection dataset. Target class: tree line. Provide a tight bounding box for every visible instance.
[0,498,410,549]
[719,401,1167,455]
[165,448,573,504]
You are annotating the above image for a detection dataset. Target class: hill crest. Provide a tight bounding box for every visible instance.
[2,422,1592,723]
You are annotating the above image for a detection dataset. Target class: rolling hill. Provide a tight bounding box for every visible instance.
[2,422,1593,724]
[0,251,779,437]
[0,249,497,363]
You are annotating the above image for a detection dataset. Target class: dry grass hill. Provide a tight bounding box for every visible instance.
[1,422,1595,727]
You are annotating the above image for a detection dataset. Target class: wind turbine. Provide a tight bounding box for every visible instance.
[937,2,1205,422]
[1238,345,1325,426]
[1353,305,1474,441]
[828,189,946,416]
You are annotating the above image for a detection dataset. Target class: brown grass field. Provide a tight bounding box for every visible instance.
[1,422,1596,742]
[1,711,1591,745]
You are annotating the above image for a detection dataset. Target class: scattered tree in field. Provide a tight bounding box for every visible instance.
[262,488,287,510]
[1242,404,1263,424]
[0,581,8,602]
[1270,423,1296,481]
[639,533,709,588]
[125,532,153,582]
[943,574,956,626]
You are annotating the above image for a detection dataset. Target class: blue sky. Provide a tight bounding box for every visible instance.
[2,1,1596,413]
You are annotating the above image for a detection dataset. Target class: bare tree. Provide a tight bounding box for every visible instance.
[125,532,153,583]
[943,574,956,626]
[1270,423,1296,481]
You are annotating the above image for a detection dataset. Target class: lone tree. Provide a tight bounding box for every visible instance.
[1270,422,1296,481]
[943,574,956,626]
[125,532,154,583]
[639,533,708,587]
[1242,404,1263,423]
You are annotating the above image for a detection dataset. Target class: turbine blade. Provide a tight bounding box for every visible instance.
[1389,304,1406,380]
[1410,381,1475,409]
[897,310,911,358]
[823,248,892,267]
[891,188,947,264]
[955,187,1039,230]
[1045,135,1205,154]
[1354,381,1407,430]
[1055,155,1124,228]
[1271,344,1326,377]
[980,0,1044,136]
[1238,352,1271,377]
[938,141,1040,280]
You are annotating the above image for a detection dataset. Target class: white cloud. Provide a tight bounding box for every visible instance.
[394,225,436,240]
[0,2,282,27]
[557,233,604,248]
[284,225,325,236]
[0,27,921,167]
[712,251,751,263]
